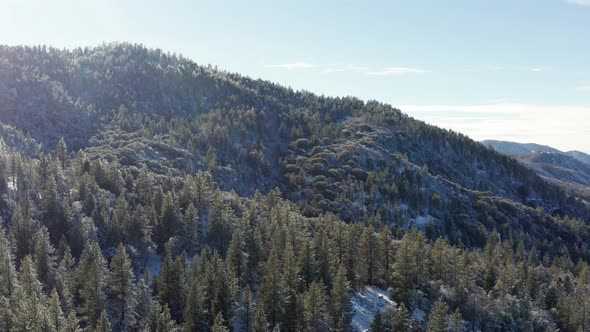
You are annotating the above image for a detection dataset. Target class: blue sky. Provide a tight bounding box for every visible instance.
[2,0,589,152]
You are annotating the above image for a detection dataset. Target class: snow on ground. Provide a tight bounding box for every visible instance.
[7,177,16,191]
[413,215,433,228]
[351,286,396,332]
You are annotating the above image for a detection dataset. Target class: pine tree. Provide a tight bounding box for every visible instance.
[241,287,255,332]
[392,229,429,304]
[63,310,82,332]
[427,298,449,332]
[369,311,386,332]
[109,243,137,331]
[158,250,186,323]
[9,204,35,262]
[13,255,49,331]
[359,227,376,285]
[96,310,112,332]
[260,238,285,328]
[147,302,179,332]
[448,308,464,332]
[183,267,206,332]
[377,225,393,285]
[392,303,411,332]
[303,281,330,332]
[134,273,153,330]
[281,239,299,332]
[227,228,248,286]
[297,241,316,290]
[253,303,269,332]
[55,245,75,313]
[211,312,230,332]
[56,137,68,170]
[159,193,179,247]
[0,230,18,299]
[47,289,65,332]
[330,264,351,329]
[76,241,107,329]
[32,226,57,291]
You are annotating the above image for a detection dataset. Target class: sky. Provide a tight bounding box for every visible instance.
[1,0,589,152]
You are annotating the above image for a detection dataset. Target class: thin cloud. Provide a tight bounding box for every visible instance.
[576,84,590,91]
[265,62,319,70]
[566,0,590,6]
[366,67,431,76]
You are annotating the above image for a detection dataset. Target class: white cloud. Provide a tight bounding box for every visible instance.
[367,67,431,76]
[265,62,319,70]
[398,103,590,153]
[576,84,590,91]
[566,0,590,6]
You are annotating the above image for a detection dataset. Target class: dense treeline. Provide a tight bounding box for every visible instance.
[0,139,587,331]
[0,43,589,331]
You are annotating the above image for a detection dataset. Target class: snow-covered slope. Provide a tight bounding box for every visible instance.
[350,286,396,332]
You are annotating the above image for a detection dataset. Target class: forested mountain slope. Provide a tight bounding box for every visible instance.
[0,43,589,331]
[484,140,590,199]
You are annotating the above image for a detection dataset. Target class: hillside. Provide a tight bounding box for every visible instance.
[484,140,590,198]
[0,43,589,331]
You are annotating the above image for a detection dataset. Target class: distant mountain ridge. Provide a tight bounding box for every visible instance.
[483,139,590,164]
[483,139,590,197]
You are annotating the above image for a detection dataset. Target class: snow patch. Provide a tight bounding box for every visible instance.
[351,286,396,332]
[413,215,433,228]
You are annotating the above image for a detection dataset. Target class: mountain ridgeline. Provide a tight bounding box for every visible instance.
[484,139,590,199]
[0,43,589,331]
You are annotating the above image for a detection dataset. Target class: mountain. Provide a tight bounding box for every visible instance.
[0,43,589,331]
[484,139,590,197]
[482,139,562,156]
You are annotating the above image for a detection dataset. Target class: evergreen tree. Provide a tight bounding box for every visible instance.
[302,281,330,332]
[76,241,108,329]
[259,238,285,328]
[369,311,386,332]
[96,310,112,332]
[330,264,351,329]
[448,308,464,332]
[253,303,269,332]
[32,226,57,291]
[240,287,255,332]
[377,225,393,285]
[64,310,81,332]
[227,228,248,286]
[359,227,376,285]
[392,229,429,304]
[47,289,65,332]
[55,245,75,313]
[56,137,68,170]
[427,298,449,332]
[109,243,137,331]
[10,204,35,262]
[13,255,49,332]
[211,312,230,332]
[158,250,186,323]
[183,267,206,332]
[392,303,411,332]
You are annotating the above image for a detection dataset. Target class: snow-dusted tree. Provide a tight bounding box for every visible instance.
[76,241,107,329]
[109,243,137,331]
